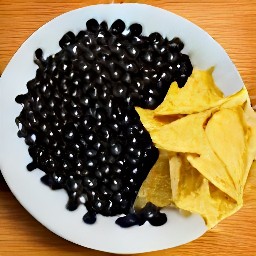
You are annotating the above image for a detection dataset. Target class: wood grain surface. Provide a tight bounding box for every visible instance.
[0,0,256,255]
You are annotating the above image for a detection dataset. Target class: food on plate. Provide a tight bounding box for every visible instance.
[15,18,193,226]
[169,154,240,229]
[135,68,256,228]
[134,150,172,209]
[135,107,183,132]
[154,68,248,115]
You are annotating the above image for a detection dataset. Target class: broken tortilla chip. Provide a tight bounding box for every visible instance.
[134,150,172,209]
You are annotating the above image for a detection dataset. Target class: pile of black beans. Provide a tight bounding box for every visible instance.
[15,19,193,227]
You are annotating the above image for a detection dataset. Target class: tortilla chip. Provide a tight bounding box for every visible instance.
[186,153,238,203]
[135,107,182,132]
[154,68,223,115]
[220,88,248,109]
[134,150,172,209]
[154,68,247,116]
[169,154,241,229]
[150,110,213,154]
[205,107,246,201]
[242,101,256,188]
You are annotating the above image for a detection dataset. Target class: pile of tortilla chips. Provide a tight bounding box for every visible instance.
[134,68,256,229]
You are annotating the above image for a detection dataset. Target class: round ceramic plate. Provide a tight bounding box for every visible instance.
[0,3,244,254]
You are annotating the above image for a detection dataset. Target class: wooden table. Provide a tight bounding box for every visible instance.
[1,0,256,255]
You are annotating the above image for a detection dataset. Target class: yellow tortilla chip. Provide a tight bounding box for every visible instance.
[170,154,204,201]
[135,107,182,132]
[150,110,212,154]
[242,101,256,188]
[154,68,247,115]
[154,68,222,115]
[169,154,241,229]
[205,107,246,200]
[220,88,248,109]
[134,150,172,209]
[186,152,239,203]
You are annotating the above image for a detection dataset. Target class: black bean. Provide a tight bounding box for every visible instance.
[148,212,167,226]
[149,32,163,45]
[83,48,95,61]
[35,48,43,60]
[59,31,76,48]
[66,197,79,211]
[93,198,106,212]
[88,158,98,168]
[97,31,109,45]
[129,23,142,37]
[83,211,96,224]
[110,67,123,80]
[84,177,97,188]
[86,19,99,32]
[110,19,125,34]
[126,45,139,59]
[100,185,113,197]
[79,34,93,46]
[112,84,127,98]
[143,95,157,109]
[115,213,144,228]
[122,72,131,84]
[26,162,37,171]
[169,37,184,51]
[66,178,81,192]
[99,21,108,31]
[110,142,122,156]
[167,51,179,63]
[41,174,62,190]
[110,178,122,191]
[86,149,97,157]
[141,50,153,63]
[131,36,144,45]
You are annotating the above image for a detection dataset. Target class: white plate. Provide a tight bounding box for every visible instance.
[0,3,244,254]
